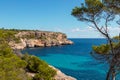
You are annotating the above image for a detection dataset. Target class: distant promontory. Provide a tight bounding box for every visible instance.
[8,30,73,49]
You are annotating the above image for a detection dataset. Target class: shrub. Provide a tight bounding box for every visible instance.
[22,54,56,80]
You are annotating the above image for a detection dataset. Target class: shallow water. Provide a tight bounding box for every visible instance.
[22,38,110,80]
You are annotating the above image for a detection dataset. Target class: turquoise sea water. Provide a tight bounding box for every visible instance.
[22,38,109,80]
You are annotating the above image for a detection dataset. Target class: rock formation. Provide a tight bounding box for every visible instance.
[27,65,76,80]
[8,30,75,80]
[9,31,73,49]
[50,66,76,80]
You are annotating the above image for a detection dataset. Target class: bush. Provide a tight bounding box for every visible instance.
[22,54,56,80]
[0,53,30,80]
[92,44,110,54]
[0,41,31,80]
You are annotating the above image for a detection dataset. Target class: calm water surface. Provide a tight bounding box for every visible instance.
[22,38,110,80]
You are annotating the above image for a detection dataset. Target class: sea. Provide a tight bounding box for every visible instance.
[22,38,111,80]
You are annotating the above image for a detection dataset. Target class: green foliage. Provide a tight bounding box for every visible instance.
[85,0,104,13]
[22,54,56,80]
[0,41,56,80]
[72,0,103,22]
[0,29,56,80]
[0,43,31,80]
[24,55,42,72]
[72,0,120,79]
[113,36,120,40]
[0,43,13,57]
[33,73,52,80]
[39,36,47,40]
[0,29,20,43]
[21,34,36,39]
[102,0,120,13]
[0,56,30,80]
[93,44,110,54]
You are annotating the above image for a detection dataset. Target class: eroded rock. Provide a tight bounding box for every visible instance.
[9,31,73,49]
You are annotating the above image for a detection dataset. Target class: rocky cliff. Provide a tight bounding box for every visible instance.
[9,31,73,49]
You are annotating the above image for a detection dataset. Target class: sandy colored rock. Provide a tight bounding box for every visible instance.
[49,66,76,80]
[9,31,73,49]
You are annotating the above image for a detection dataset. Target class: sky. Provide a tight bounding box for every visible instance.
[0,0,119,38]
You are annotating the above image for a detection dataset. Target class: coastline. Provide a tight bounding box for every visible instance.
[7,30,75,80]
[27,65,76,80]
[9,30,73,50]
[18,48,76,79]
[49,65,76,80]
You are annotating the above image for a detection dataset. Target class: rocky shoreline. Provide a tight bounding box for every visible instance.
[9,31,73,49]
[9,30,75,80]
[50,66,76,80]
[14,49,76,80]
[27,65,76,80]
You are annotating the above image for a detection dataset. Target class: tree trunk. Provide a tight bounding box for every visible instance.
[113,76,115,80]
[112,70,116,80]
[106,66,116,80]
[106,67,112,80]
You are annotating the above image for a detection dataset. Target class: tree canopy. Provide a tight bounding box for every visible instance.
[72,0,120,80]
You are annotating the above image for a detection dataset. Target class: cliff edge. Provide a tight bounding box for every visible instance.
[9,30,73,49]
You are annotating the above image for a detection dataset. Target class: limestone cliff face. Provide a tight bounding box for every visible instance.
[9,31,73,49]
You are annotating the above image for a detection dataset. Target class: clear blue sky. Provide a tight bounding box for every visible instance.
[0,0,119,38]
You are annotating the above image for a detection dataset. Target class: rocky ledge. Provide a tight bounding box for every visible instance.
[9,31,73,49]
[50,66,76,80]
[27,65,76,80]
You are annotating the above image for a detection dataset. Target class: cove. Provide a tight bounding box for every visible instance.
[22,38,109,80]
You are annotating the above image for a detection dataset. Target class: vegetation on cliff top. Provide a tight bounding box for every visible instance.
[0,28,67,41]
[0,29,56,80]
